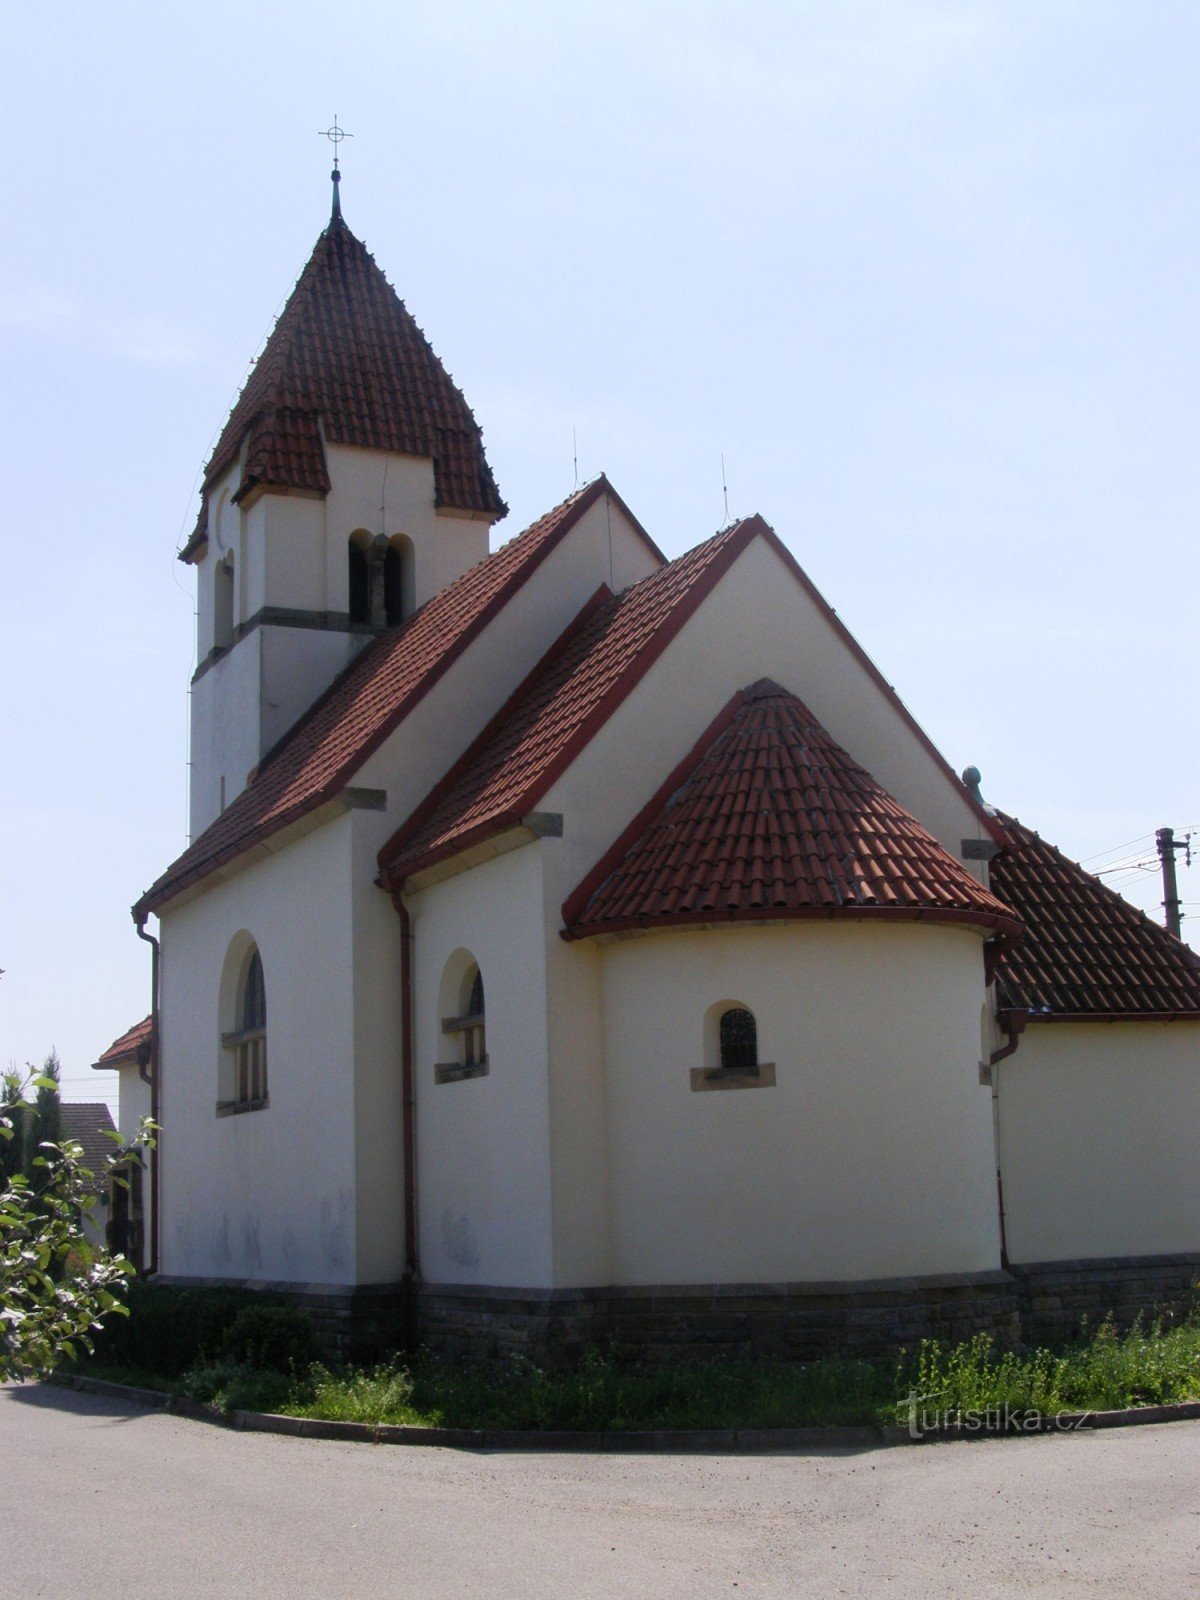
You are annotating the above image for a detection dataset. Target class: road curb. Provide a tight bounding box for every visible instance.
[47,1374,1200,1453]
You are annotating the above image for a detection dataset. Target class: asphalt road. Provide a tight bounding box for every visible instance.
[3,1383,1198,1599]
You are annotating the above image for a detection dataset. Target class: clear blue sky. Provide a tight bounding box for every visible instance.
[2,1,1196,1110]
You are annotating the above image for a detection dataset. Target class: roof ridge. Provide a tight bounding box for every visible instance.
[376,516,805,887]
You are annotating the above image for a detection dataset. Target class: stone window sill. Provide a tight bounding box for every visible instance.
[689,1062,776,1092]
[434,1059,489,1085]
[216,1096,270,1117]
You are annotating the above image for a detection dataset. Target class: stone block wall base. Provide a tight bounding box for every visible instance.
[415,1273,1022,1366]
[1009,1253,1200,1347]
[160,1253,1200,1366]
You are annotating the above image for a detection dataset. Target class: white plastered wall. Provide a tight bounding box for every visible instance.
[996,1023,1200,1263]
[166,485,661,1288]
[158,814,362,1285]
[599,923,1001,1284]
[536,527,997,1284]
[406,846,555,1288]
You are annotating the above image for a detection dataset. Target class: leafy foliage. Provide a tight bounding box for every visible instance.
[220,1304,322,1373]
[86,1281,285,1377]
[0,1066,154,1382]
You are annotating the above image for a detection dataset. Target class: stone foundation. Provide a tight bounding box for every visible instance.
[1009,1253,1200,1346]
[159,1254,1200,1365]
[416,1272,1022,1365]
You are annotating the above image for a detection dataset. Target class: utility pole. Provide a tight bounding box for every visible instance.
[1156,827,1191,938]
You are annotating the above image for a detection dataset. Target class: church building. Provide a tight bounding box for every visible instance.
[109,175,1200,1358]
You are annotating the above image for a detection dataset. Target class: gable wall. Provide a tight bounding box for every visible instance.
[997,1023,1200,1262]
[541,532,988,900]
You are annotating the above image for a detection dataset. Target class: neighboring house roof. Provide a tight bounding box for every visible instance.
[379,515,763,886]
[990,815,1200,1020]
[181,211,504,561]
[92,1015,152,1070]
[59,1103,118,1199]
[561,679,1022,942]
[138,480,646,917]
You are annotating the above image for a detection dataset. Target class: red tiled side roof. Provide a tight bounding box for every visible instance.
[379,517,764,887]
[181,214,503,560]
[990,815,1200,1018]
[561,680,1022,942]
[137,482,619,917]
[93,1015,151,1070]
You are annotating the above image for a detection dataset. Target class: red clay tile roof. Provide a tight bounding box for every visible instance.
[138,481,626,917]
[561,680,1022,942]
[990,815,1200,1019]
[93,1016,152,1070]
[180,214,503,560]
[379,517,766,887]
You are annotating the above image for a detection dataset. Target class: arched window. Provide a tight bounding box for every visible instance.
[435,955,488,1083]
[719,1007,758,1073]
[220,944,268,1111]
[692,1000,773,1091]
[462,967,485,1067]
[348,538,370,624]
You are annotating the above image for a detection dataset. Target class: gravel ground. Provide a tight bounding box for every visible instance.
[3,1381,1198,1598]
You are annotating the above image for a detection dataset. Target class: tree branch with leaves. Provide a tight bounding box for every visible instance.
[1,1065,155,1382]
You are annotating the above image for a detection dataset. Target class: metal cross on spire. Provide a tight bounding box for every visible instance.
[318,116,353,219]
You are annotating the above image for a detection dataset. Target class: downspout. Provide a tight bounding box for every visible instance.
[393,891,419,1349]
[134,914,161,1277]
[988,1008,1028,1273]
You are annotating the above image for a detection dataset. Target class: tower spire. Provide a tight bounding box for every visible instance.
[318,116,352,222]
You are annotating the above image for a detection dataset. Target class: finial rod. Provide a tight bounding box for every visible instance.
[318,117,353,221]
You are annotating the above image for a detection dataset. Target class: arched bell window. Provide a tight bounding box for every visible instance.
[348,537,371,624]
[384,544,405,626]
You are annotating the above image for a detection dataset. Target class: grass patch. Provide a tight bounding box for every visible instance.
[74,1311,1200,1433]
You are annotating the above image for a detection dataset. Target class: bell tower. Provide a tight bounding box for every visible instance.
[183,172,506,837]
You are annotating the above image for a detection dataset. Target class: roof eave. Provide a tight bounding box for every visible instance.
[562,904,1025,944]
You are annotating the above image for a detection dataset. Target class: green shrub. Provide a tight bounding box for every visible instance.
[85,1282,285,1376]
[221,1304,321,1373]
[184,1359,302,1415]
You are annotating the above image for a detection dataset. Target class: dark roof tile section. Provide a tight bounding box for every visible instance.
[93,1016,152,1070]
[380,519,760,885]
[562,681,1021,941]
[990,815,1200,1017]
[138,483,614,916]
[59,1104,118,1198]
[181,215,503,559]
